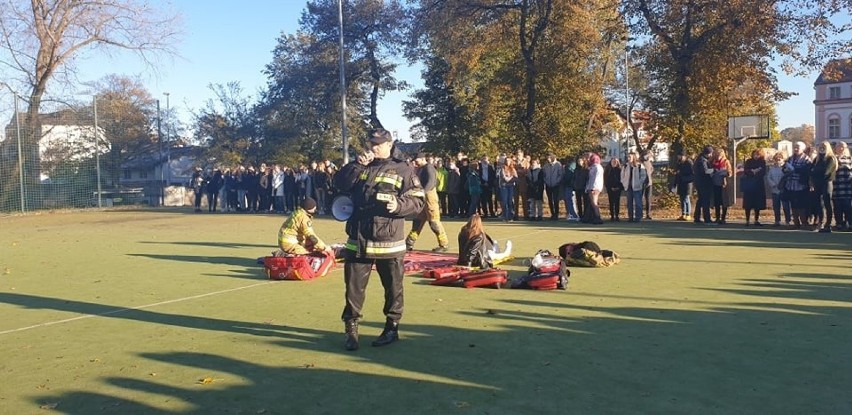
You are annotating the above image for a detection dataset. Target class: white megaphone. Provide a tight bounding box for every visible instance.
[331,194,354,221]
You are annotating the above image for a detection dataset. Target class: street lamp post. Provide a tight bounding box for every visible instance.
[338,0,349,164]
[156,98,163,206]
[1,82,26,212]
[624,48,630,158]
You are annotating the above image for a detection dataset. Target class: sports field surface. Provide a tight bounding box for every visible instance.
[1,209,850,414]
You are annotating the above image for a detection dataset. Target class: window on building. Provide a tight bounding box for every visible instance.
[829,86,841,100]
[139,170,148,179]
[828,117,840,139]
[123,170,131,180]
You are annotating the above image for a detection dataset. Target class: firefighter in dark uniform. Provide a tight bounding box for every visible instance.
[333,128,425,351]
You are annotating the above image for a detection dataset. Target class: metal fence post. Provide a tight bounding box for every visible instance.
[93,95,102,208]
[13,91,25,213]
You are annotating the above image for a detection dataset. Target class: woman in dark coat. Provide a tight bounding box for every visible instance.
[742,149,767,226]
[603,158,624,221]
[572,156,589,219]
[457,213,512,269]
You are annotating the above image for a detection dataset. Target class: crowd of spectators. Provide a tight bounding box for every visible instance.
[189,160,338,215]
[186,139,852,233]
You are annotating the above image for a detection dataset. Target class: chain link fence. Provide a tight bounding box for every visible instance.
[1,92,166,214]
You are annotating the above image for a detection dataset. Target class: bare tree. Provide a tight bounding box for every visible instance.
[0,0,181,206]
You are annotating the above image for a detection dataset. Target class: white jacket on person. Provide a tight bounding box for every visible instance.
[586,164,604,192]
[765,165,784,195]
[620,163,647,191]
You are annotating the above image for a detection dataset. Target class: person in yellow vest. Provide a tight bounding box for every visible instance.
[277,197,329,255]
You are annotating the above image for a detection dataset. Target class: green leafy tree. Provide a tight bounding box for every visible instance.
[624,0,850,157]
[402,56,478,156]
[192,82,259,168]
[409,0,623,157]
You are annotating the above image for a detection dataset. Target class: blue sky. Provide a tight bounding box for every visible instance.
[6,0,824,142]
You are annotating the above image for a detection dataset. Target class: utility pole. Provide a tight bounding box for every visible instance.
[338,0,349,164]
[164,92,171,186]
[157,99,163,206]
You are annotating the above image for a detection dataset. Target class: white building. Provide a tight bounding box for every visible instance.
[814,58,852,146]
[3,109,109,183]
[602,111,669,164]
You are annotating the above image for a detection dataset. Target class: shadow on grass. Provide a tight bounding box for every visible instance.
[139,241,273,249]
[0,293,314,339]
[497,218,851,251]
[127,253,266,280]
[20,270,852,414]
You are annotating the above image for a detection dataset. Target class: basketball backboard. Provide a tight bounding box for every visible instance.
[727,115,770,139]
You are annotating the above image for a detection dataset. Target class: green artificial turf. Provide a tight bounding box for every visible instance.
[0,209,850,414]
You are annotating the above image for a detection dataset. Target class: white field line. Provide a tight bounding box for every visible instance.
[1,228,549,336]
[0,281,273,336]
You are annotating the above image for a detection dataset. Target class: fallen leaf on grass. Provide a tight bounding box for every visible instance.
[89,358,101,363]
[198,377,222,385]
[302,363,315,368]
[3,268,10,275]
[39,402,59,409]
[453,401,470,408]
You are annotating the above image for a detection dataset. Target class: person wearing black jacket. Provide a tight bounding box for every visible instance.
[572,156,589,220]
[333,128,425,351]
[478,156,496,217]
[526,159,545,220]
[207,168,223,212]
[314,167,330,215]
[458,157,470,217]
[245,167,259,213]
[693,146,715,224]
[457,213,512,268]
[224,168,237,212]
[603,158,624,221]
[446,161,461,217]
[283,167,297,213]
[674,151,695,221]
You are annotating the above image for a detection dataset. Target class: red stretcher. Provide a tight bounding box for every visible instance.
[429,268,508,289]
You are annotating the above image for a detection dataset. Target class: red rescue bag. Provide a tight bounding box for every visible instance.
[263,251,335,281]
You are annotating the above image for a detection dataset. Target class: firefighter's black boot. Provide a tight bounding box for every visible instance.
[371,319,399,347]
[344,320,359,351]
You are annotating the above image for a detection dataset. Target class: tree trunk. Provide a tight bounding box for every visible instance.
[367,46,383,129]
